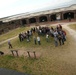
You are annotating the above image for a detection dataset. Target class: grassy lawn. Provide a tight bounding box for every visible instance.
[68,24,76,31]
[0,26,76,75]
[0,26,30,42]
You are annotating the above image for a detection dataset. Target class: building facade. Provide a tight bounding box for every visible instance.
[0,4,76,35]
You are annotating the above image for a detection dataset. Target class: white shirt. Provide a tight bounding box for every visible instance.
[37,37,40,41]
[46,34,49,38]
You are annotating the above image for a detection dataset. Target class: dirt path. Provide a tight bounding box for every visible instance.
[62,22,76,41]
[0,36,18,45]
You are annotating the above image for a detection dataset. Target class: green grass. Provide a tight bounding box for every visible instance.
[68,24,76,31]
[0,26,76,75]
[0,55,59,75]
[0,33,54,51]
[0,26,30,42]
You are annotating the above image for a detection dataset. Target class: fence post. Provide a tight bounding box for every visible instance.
[33,51,36,59]
[27,51,30,57]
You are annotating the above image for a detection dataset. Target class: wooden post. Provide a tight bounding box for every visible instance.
[16,50,19,56]
[33,51,36,59]
[11,50,19,57]
[27,51,30,57]
[11,50,14,56]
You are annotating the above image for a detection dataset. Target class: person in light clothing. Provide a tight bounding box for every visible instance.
[53,30,58,47]
[37,36,41,45]
[46,34,49,42]
[8,40,13,49]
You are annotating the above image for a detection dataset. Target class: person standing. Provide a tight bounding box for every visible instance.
[33,36,37,45]
[58,34,62,45]
[46,34,49,42]
[8,40,13,49]
[37,36,41,45]
[19,33,22,42]
[53,30,58,47]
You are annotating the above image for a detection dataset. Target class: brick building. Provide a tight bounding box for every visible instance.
[0,4,76,35]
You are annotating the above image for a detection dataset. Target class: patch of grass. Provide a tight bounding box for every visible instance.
[0,34,54,51]
[0,26,30,42]
[0,55,59,75]
[68,24,76,31]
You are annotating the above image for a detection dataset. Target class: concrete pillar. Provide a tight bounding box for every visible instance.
[61,12,64,20]
[26,18,30,26]
[36,16,39,26]
[15,20,20,25]
[46,14,50,22]
[20,19,22,26]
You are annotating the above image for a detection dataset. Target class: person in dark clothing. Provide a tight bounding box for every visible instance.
[60,25,62,29]
[33,36,37,45]
[8,40,13,49]
[19,33,22,42]
[58,34,62,45]
[0,51,4,55]
[58,31,65,45]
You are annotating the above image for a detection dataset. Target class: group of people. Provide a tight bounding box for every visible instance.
[53,25,66,47]
[18,29,41,45]
[7,24,66,49]
[18,24,66,47]
[19,30,32,42]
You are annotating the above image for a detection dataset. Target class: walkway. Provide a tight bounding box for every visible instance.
[63,23,76,41]
[0,36,18,45]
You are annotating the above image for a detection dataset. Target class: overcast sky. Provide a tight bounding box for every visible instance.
[0,0,76,18]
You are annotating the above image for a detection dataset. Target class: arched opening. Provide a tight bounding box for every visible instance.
[21,19,27,25]
[63,12,74,19]
[11,21,14,24]
[56,13,61,20]
[0,21,3,25]
[50,14,56,21]
[39,16,47,22]
[29,18,36,23]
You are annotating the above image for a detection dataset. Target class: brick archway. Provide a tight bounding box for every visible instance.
[63,12,74,19]
[29,17,36,24]
[21,19,27,25]
[39,16,47,22]
[50,14,56,21]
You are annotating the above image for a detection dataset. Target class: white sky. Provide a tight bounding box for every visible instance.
[0,0,76,18]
